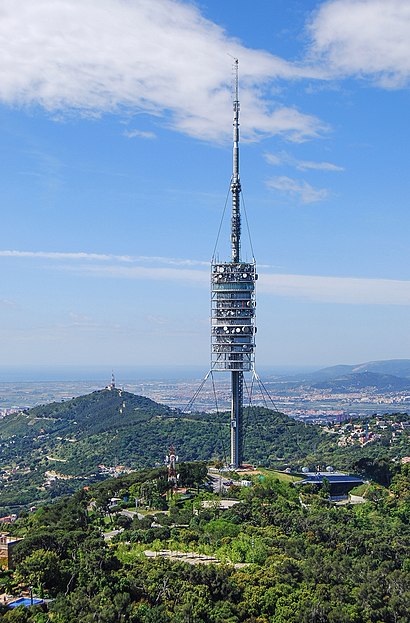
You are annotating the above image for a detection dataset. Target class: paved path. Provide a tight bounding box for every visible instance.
[121,509,144,519]
[103,528,124,540]
[144,549,248,568]
[348,494,366,505]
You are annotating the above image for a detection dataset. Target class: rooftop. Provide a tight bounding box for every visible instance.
[298,472,364,485]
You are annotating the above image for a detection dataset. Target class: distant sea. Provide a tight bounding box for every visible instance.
[0,364,317,383]
[0,365,204,383]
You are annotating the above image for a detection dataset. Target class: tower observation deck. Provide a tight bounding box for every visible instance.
[211,60,257,468]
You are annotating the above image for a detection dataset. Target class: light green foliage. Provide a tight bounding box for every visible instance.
[2,461,410,622]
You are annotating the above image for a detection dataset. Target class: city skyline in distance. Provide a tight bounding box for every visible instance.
[2,1,410,371]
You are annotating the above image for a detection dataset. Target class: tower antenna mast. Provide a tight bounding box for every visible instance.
[210,59,257,468]
[231,58,241,263]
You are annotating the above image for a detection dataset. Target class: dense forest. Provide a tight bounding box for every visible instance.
[0,388,409,513]
[0,389,325,475]
[0,460,409,622]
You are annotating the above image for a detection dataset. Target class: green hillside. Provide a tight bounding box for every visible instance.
[1,388,409,512]
[0,388,325,474]
[0,389,169,438]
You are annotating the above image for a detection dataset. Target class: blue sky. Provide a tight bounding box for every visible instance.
[2,0,410,373]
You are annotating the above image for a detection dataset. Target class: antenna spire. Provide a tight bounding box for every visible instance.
[210,58,257,468]
[231,58,241,263]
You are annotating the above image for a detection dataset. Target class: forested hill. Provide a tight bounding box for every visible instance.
[0,387,324,477]
[39,388,169,433]
[1,388,410,512]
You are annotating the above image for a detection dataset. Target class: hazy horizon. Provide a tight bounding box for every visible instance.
[0,363,323,383]
[3,357,410,383]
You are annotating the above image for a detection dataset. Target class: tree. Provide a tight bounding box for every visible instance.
[178,463,208,490]
[172,583,212,623]
[354,457,394,487]
[14,549,63,597]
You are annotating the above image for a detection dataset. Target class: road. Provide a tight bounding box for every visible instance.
[121,509,145,520]
[207,469,240,493]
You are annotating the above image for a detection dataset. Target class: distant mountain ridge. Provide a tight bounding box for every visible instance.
[262,359,410,393]
[312,359,410,380]
[276,359,410,392]
[312,371,410,392]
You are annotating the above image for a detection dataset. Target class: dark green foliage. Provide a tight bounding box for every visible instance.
[0,391,325,477]
[3,462,409,622]
[1,389,409,514]
[0,390,329,512]
[353,456,395,486]
[178,462,208,487]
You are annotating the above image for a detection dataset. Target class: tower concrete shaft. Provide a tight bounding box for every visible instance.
[231,369,243,466]
[210,59,257,469]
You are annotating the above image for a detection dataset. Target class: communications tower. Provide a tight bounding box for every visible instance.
[211,60,257,468]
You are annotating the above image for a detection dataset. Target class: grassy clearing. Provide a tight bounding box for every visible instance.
[251,468,302,483]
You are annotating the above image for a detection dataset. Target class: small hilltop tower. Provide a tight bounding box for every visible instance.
[106,371,116,391]
[211,59,257,468]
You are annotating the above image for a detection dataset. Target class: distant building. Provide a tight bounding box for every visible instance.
[0,514,17,524]
[296,472,364,497]
[0,533,23,570]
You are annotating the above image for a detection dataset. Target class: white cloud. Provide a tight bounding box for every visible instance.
[264,153,282,166]
[0,299,15,308]
[265,151,344,171]
[0,250,130,262]
[0,250,208,266]
[63,263,410,306]
[259,273,410,306]
[266,176,328,204]
[123,129,156,139]
[2,247,410,306]
[294,159,343,172]
[62,263,209,286]
[0,0,325,142]
[68,312,94,326]
[309,0,410,87]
